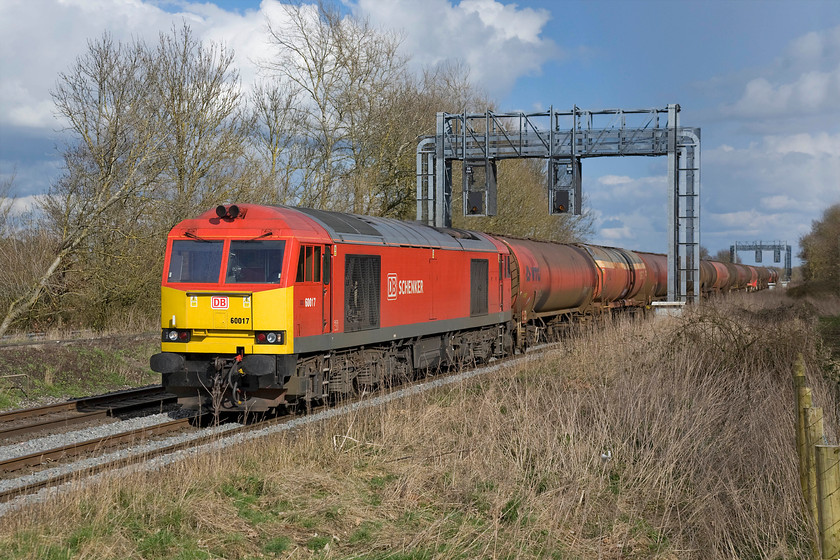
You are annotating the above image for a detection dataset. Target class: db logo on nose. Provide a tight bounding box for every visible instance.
[210,296,229,309]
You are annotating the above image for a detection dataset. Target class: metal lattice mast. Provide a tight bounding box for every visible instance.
[416,104,701,302]
[730,241,792,281]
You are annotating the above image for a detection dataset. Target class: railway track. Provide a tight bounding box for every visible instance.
[0,385,176,439]
[0,346,557,512]
[0,411,257,504]
[0,415,197,473]
[0,415,215,503]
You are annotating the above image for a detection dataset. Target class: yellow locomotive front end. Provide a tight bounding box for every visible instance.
[151,205,307,412]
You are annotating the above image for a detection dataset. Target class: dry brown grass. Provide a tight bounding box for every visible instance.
[0,290,830,559]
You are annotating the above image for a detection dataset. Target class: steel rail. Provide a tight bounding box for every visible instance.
[0,385,169,426]
[0,409,114,439]
[0,416,197,473]
[0,385,166,423]
[0,413,258,503]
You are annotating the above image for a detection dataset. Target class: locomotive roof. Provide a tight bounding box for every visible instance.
[180,204,501,252]
[281,206,499,252]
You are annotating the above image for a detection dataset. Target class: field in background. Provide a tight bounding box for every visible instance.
[1,290,838,559]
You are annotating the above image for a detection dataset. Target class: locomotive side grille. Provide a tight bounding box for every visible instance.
[470,259,489,317]
[345,255,381,332]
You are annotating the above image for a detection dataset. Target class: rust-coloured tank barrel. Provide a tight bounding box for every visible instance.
[699,260,717,293]
[756,267,771,289]
[733,263,751,289]
[636,252,668,299]
[498,237,597,316]
[578,245,647,303]
[709,262,732,291]
[747,265,759,289]
[724,262,740,290]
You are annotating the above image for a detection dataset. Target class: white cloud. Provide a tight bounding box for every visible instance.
[599,225,632,242]
[585,129,840,256]
[729,66,840,117]
[763,132,840,157]
[0,0,172,132]
[3,195,41,216]
[705,133,840,214]
[724,24,840,118]
[459,0,549,42]
[786,25,840,64]
[700,132,840,257]
[587,204,669,252]
[351,0,561,100]
[588,174,665,203]
[710,209,766,230]
[760,195,795,211]
[599,175,633,186]
[1,0,559,132]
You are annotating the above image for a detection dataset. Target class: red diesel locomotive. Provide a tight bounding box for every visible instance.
[150,204,774,412]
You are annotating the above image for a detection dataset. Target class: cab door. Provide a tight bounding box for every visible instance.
[294,244,323,338]
[322,245,333,333]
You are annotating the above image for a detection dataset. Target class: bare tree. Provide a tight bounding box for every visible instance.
[264,2,345,208]
[0,34,164,337]
[799,203,840,292]
[146,22,254,223]
[250,80,309,205]
[263,2,413,213]
[0,25,264,333]
[713,248,732,263]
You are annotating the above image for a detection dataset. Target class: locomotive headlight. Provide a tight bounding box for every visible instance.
[255,331,284,344]
[163,329,191,342]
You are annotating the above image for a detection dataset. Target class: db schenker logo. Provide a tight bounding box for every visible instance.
[210,296,229,309]
[387,273,424,301]
[387,274,398,301]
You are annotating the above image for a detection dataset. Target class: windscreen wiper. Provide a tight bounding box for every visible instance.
[184,231,213,243]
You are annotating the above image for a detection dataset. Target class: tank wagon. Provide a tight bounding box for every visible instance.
[150,204,774,412]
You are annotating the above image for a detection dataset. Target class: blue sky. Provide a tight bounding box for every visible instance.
[2,0,839,264]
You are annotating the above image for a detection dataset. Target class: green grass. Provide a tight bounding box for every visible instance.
[0,335,159,407]
[307,534,332,550]
[262,536,292,554]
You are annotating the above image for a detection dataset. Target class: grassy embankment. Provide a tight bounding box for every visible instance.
[1,290,838,559]
[0,333,160,410]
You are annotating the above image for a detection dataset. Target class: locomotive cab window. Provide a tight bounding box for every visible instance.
[168,240,224,283]
[225,240,286,284]
[296,245,322,283]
